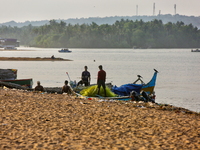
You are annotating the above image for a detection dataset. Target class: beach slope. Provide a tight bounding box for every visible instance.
[0,88,199,149]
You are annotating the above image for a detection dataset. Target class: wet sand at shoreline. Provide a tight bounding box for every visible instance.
[0,57,72,61]
[0,88,200,149]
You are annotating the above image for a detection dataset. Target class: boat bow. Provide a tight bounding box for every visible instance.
[141,70,158,95]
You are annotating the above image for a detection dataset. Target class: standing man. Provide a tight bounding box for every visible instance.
[77,66,91,86]
[97,65,106,97]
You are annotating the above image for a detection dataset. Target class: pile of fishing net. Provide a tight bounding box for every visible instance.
[79,85,117,97]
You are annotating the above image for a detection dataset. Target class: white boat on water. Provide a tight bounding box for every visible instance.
[191,49,200,52]
[4,45,17,50]
[58,48,72,53]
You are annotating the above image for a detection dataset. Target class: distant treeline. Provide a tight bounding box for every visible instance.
[1,14,200,28]
[0,19,200,48]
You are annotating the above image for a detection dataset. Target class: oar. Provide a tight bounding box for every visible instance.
[66,72,72,82]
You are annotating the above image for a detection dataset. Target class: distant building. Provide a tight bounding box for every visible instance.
[0,38,20,49]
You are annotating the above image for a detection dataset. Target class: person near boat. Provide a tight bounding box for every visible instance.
[77,66,91,87]
[97,65,106,97]
[62,80,72,94]
[34,81,44,92]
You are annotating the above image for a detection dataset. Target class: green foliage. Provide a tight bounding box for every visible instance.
[1,19,200,48]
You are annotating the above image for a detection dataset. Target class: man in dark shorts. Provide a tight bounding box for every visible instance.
[62,80,71,94]
[97,65,106,97]
[77,66,91,86]
[34,81,44,92]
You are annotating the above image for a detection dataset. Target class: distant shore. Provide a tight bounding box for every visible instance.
[0,57,72,61]
[0,49,34,51]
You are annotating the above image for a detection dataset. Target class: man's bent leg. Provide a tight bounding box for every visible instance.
[77,80,83,86]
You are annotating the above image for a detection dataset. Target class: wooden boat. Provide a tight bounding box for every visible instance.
[0,69,17,80]
[112,69,158,96]
[0,78,33,88]
[74,69,158,100]
[0,69,33,89]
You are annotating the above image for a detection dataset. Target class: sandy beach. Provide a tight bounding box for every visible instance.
[0,88,200,149]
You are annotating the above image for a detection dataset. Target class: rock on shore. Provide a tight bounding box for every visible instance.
[0,88,200,149]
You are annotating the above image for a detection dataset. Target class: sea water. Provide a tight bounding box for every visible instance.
[0,47,200,112]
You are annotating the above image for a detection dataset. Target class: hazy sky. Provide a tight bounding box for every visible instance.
[0,0,199,23]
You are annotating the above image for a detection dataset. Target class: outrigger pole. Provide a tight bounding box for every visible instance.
[66,72,72,82]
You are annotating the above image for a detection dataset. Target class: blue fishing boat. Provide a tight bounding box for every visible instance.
[112,69,158,96]
[74,69,158,100]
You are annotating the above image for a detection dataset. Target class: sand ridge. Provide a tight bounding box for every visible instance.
[0,88,200,149]
[0,57,72,61]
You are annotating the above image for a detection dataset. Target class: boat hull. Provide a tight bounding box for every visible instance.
[0,78,33,88]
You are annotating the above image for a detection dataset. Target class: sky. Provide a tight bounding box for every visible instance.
[0,0,199,23]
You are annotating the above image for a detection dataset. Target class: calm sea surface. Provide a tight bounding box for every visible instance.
[0,47,200,112]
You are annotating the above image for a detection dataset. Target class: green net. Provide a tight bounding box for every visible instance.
[79,85,117,97]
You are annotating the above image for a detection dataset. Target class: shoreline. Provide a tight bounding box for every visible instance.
[0,57,72,61]
[0,49,35,51]
[41,87,200,114]
[0,87,199,149]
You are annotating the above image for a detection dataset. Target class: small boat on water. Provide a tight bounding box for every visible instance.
[191,49,200,52]
[4,46,17,50]
[58,48,72,53]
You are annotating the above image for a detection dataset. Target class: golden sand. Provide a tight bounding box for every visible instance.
[0,88,200,149]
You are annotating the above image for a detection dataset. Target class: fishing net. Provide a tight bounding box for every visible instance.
[79,85,117,97]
